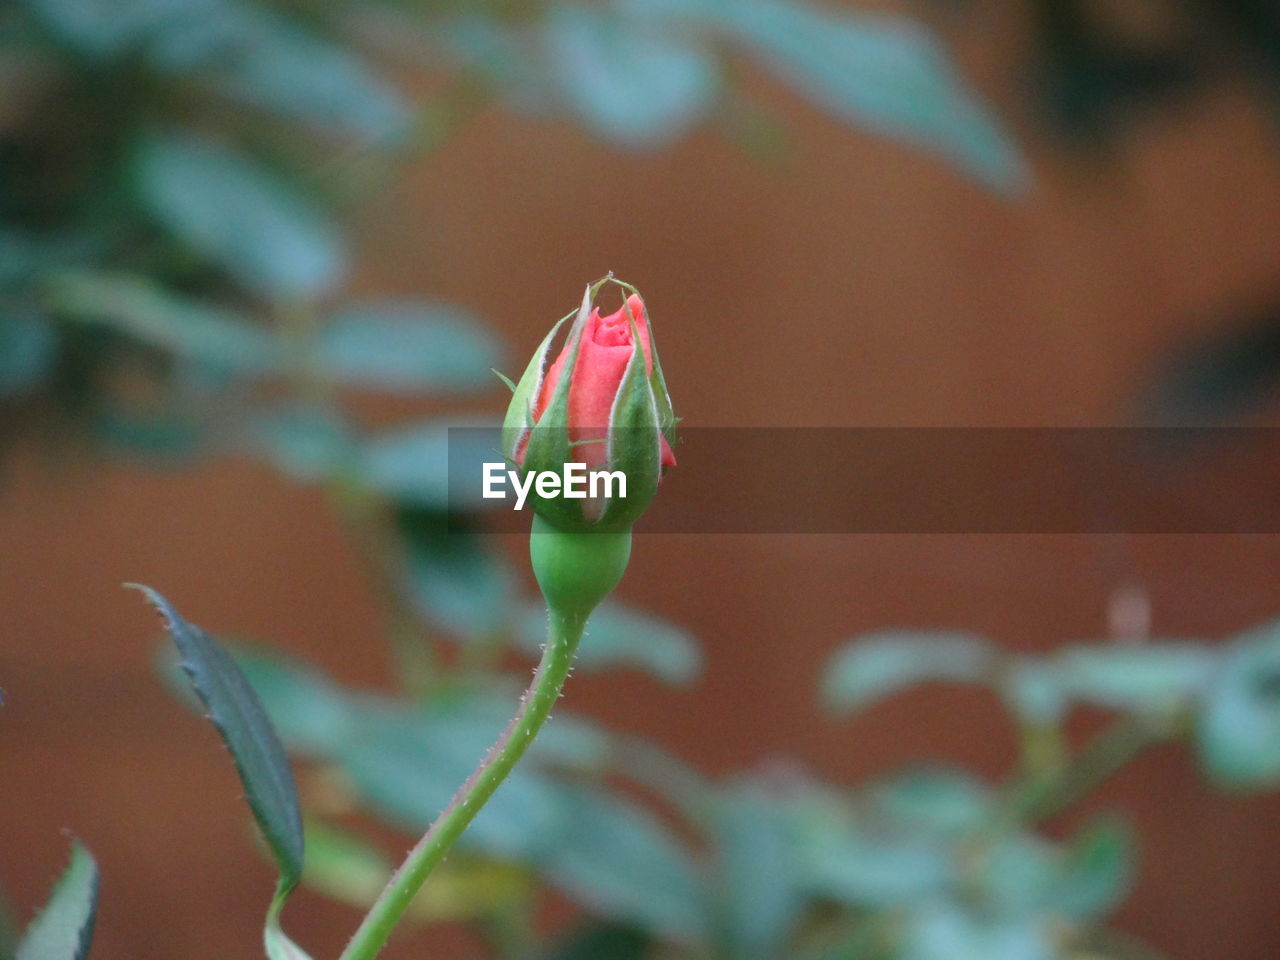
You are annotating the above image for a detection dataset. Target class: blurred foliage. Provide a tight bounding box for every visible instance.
[1025,0,1280,146]
[146,606,1280,960]
[0,0,1025,465]
[1022,0,1280,423]
[7,2,1280,960]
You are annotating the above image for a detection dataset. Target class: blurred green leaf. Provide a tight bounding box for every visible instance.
[517,600,702,686]
[1141,310,1280,424]
[337,699,566,860]
[973,834,1058,915]
[134,586,311,960]
[15,841,98,960]
[397,507,516,639]
[147,6,411,144]
[800,823,950,909]
[543,787,709,942]
[1051,818,1133,920]
[301,819,392,911]
[534,922,653,960]
[357,420,457,506]
[1197,620,1280,788]
[246,405,355,485]
[824,632,993,711]
[712,786,804,959]
[870,767,992,838]
[436,14,555,111]
[649,0,1026,191]
[546,3,718,148]
[21,0,197,57]
[0,233,39,287]
[406,687,611,772]
[1056,644,1217,711]
[0,310,56,396]
[0,232,97,287]
[1000,657,1066,726]
[903,901,1053,960]
[91,404,204,459]
[136,133,344,299]
[314,301,501,394]
[49,271,280,374]
[786,781,950,908]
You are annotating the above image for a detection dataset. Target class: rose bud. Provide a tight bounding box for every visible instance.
[501,278,677,534]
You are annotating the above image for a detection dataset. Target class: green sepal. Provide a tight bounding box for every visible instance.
[522,289,591,530]
[500,290,587,464]
[612,279,676,450]
[598,311,662,530]
[640,322,677,451]
[500,313,569,464]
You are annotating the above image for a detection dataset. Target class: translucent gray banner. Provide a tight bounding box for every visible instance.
[446,427,1280,533]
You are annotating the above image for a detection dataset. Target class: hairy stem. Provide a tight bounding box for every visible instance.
[337,607,586,960]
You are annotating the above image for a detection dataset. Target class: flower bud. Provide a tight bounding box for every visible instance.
[502,279,676,533]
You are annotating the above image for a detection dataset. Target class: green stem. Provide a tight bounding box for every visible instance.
[1004,714,1166,824]
[337,607,588,960]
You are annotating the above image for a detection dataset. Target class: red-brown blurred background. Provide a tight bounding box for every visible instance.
[5,8,1280,959]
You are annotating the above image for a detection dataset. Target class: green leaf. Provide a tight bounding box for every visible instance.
[973,834,1059,915]
[48,271,280,374]
[147,6,410,144]
[358,419,481,507]
[337,699,567,860]
[301,820,393,910]
[546,4,718,148]
[245,405,355,485]
[542,788,709,942]
[21,0,193,57]
[135,586,304,882]
[136,133,344,299]
[516,600,702,686]
[808,838,950,909]
[903,901,1053,960]
[1197,620,1280,787]
[712,786,803,959]
[662,0,1026,191]
[535,922,653,960]
[823,632,994,711]
[1051,818,1134,920]
[15,841,98,960]
[230,648,354,756]
[313,302,502,394]
[131,587,312,959]
[397,508,517,638]
[1056,643,1217,711]
[791,796,950,908]
[0,230,95,286]
[406,687,611,772]
[0,310,56,396]
[870,767,992,838]
[999,657,1066,726]
[1140,289,1280,424]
